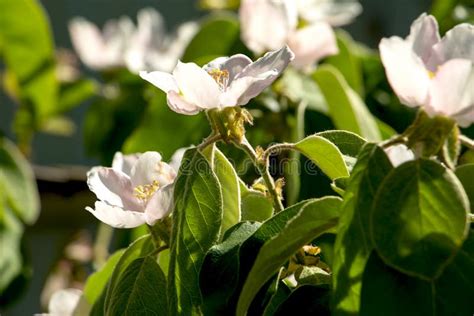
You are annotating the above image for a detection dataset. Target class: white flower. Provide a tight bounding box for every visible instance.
[68,8,197,73]
[44,288,82,316]
[86,151,176,228]
[140,46,294,114]
[239,0,360,70]
[380,14,474,127]
[384,144,415,167]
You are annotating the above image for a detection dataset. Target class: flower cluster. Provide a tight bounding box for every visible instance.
[380,13,474,126]
[239,0,361,70]
[69,8,197,73]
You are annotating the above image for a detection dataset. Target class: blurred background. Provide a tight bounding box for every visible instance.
[0,0,472,314]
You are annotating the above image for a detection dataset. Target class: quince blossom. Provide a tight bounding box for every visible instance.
[140,46,294,115]
[380,14,474,127]
[68,8,197,73]
[86,151,176,228]
[239,0,361,70]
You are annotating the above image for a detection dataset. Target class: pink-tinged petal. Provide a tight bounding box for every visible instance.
[130,151,163,187]
[173,61,221,109]
[87,167,140,210]
[407,13,440,66]
[140,71,179,93]
[428,23,474,68]
[224,46,294,105]
[86,202,146,228]
[112,152,140,176]
[426,59,474,127]
[204,54,253,83]
[297,0,362,26]
[220,70,278,106]
[379,37,430,107]
[239,0,297,54]
[167,91,202,115]
[288,22,338,70]
[384,144,415,167]
[68,18,108,69]
[144,184,174,225]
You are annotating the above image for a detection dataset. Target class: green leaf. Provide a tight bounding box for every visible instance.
[168,149,223,315]
[295,135,349,180]
[57,78,97,113]
[361,231,474,316]
[326,30,364,96]
[108,257,168,316]
[203,145,241,235]
[200,221,261,315]
[273,285,331,316]
[332,143,393,315]
[371,159,469,280]
[0,205,23,293]
[84,249,125,306]
[240,181,273,222]
[237,196,343,316]
[102,235,154,315]
[182,15,241,64]
[455,163,474,209]
[123,92,209,160]
[0,137,40,224]
[0,0,58,119]
[316,130,366,158]
[312,65,381,141]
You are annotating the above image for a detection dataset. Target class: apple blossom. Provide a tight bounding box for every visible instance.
[41,288,82,316]
[239,0,361,70]
[380,14,474,127]
[86,151,176,228]
[140,46,295,115]
[68,8,197,73]
[384,144,415,167]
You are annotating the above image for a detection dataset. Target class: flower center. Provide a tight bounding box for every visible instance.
[208,69,229,90]
[428,70,436,79]
[133,180,160,203]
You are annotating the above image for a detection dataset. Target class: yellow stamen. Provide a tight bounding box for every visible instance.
[208,69,229,89]
[428,70,436,79]
[133,180,160,203]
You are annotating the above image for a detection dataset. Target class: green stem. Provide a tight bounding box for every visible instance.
[262,143,295,163]
[197,133,222,151]
[93,223,114,268]
[236,138,285,213]
[148,217,171,247]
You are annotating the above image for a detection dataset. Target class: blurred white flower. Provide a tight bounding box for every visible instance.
[86,151,176,228]
[380,13,474,127]
[384,144,415,167]
[42,288,82,316]
[140,46,294,114]
[239,0,361,70]
[68,8,197,73]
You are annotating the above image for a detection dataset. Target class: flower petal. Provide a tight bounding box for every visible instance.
[426,59,474,127]
[297,0,362,26]
[68,18,109,69]
[144,184,174,225]
[86,201,146,228]
[225,46,294,105]
[379,37,430,106]
[173,61,221,109]
[239,0,297,54]
[169,147,189,172]
[112,152,140,176]
[48,288,82,316]
[140,71,179,93]
[428,23,474,68]
[407,13,440,66]
[167,90,202,115]
[204,54,253,83]
[287,22,338,70]
[384,144,415,167]
[130,152,176,188]
[87,167,139,210]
